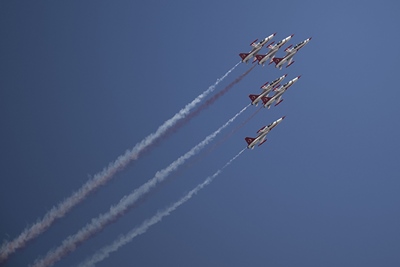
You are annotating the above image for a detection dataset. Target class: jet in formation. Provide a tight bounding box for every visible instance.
[245,116,285,149]
[248,74,288,106]
[262,75,301,108]
[238,33,311,150]
[255,34,294,66]
[239,33,276,63]
[271,37,312,69]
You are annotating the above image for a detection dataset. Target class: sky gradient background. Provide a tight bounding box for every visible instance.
[1,1,400,266]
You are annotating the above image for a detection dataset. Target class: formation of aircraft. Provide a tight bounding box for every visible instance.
[238,33,311,149]
[248,74,287,106]
[261,75,301,108]
[239,33,276,63]
[255,34,294,66]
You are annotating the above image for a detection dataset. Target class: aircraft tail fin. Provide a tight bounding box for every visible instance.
[249,94,260,102]
[239,53,249,60]
[272,57,283,65]
[255,54,266,62]
[245,137,255,146]
[261,96,272,105]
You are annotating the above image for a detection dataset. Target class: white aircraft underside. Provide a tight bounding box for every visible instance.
[248,74,287,106]
[239,33,276,63]
[245,116,285,149]
[272,37,312,69]
[262,76,301,108]
[255,34,294,66]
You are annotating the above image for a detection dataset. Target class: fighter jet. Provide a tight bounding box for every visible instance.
[262,76,301,108]
[255,34,294,66]
[272,37,312,69]
[248,74,287,106]
[239,33,276,63]
[245,116,285,149]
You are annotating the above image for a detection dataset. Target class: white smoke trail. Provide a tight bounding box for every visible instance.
[77,148,246,267]
[0,62,240,263]
[30,105,249,267]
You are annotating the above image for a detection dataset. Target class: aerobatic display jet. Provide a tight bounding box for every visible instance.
[239,33,276,63]
[248,74,288,106]
[245,116,285,149]
[272,37,312,69]
[262,76,301,108]
[255,34,294,66]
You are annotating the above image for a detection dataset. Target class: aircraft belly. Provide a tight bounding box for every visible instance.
[267,97,275,106]
[260,56,268,64]
[245,54,254,62]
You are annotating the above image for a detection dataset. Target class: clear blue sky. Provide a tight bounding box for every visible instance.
[1,1,400,266]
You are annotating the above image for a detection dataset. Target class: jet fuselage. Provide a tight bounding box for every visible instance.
[274,37,311,69]
[257,34,294,66]
[245,116,285,149]
[263,76,301,108]
[239,33,276,63]
[250,74,287,106]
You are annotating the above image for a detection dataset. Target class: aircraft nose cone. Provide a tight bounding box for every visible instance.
[282,116,286,120]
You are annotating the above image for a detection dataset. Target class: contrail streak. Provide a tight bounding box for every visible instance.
[178,105,261,177]
[141,64,256,154]
[30,105,249,267]
[218,105,263,145]
[77,148,246,267]
[167,65,256,138]
[133,68,259,207]
[0,62,240,263]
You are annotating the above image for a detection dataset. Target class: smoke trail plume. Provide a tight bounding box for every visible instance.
[133,66,258,204]
[30,106,249,267]
[77,148,246,267]
[179,105,261,177]
[168,65,256,137]
[141,64,256,155]
[0,63,240,263]
[219,105,262,144]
